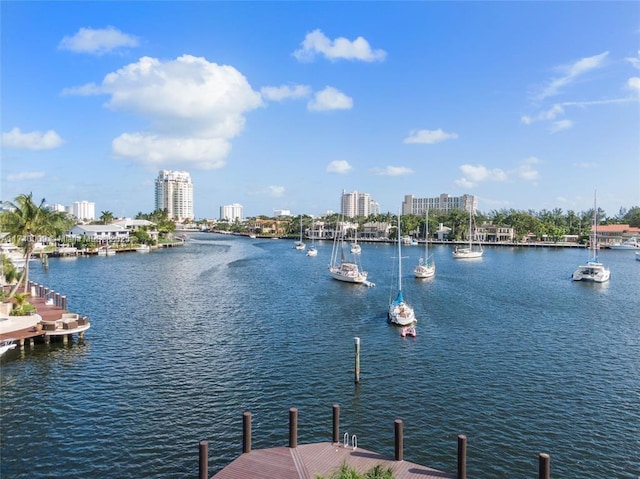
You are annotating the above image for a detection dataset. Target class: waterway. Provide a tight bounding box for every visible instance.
[1,234,638,479]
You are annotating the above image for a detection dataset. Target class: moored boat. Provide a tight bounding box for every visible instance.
[573,192,610,283]
[388,211,417,326]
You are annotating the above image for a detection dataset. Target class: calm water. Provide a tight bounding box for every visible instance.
[1,234,639,479]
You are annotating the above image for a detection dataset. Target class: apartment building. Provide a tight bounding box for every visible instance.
[402,193,477,215]
[154,170,194,222]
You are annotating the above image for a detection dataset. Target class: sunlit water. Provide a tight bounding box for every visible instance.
[1,234,638,479]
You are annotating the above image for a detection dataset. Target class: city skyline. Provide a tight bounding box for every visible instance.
[1,2,639,219]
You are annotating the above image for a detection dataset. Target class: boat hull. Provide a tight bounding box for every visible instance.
[452,248,483,259]
[414,265,435,278]
[572,263,610,283]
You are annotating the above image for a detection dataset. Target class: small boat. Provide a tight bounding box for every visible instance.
[573,192,610,283]
[136,244,150,253]
[453,207,483,259]
[350,233,361,254]
[97,246,116,256]
[414,208,435,278]
[388,211,417,326]
[307,218,318,256]
[400,326,417,338]
[0,338,17,357]
[294,216,306,250]
[609,237,640,250]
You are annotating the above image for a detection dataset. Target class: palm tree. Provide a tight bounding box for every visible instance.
[0,193,71,296]
[100,210,115,225]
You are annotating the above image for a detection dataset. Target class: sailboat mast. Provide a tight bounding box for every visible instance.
[398,211,402,292]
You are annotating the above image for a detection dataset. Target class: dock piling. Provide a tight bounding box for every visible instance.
[289,407,298,448]
[243,411,252,453]
[457,434,467,479]
[394,419,403,461]
[538,453,550,479]
[354,337,360,384]
[199,440,208,479]
[332,404,340,444]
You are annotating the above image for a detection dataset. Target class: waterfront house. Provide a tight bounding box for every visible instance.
[476,223,515,243]
[596,224,640,246]
[68,225,130,244]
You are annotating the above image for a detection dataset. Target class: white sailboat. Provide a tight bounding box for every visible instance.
[293,216,306,250]
[573,192,610,283]
[307,218,318,257]
[414,208,435,278]
[453,207,483,259]
[350,227,361,254]
[329,217,368,284]
[388,212,417,326]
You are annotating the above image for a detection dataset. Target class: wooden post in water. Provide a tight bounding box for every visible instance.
[394,419,403,461]
[55,292,60,307]
[332,404,340,444]
[61,296,67,311]
[243,411,252,453]
[457,435,467,479]
[289,407,298,448]
[198,440,208,479]
[354,337,360,384]
[538,453,550,479]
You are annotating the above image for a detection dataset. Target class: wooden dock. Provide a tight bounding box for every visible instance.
[203,407,552,479]
[210,442,455,479]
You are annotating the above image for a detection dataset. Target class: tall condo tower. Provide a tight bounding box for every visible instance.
[155,170,194,221]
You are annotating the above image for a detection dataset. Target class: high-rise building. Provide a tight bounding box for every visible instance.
[220,203,243,222]
[340,190,378,218]
[69,201,96,221]
[155,170,194,221]
[402,193,477,215]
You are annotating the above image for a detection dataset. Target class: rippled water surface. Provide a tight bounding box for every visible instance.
[1,234,639,479]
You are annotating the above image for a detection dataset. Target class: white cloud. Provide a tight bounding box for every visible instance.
[536,51,609,100]
[549,119,573,133]
[455,164,507,187]
[260,84,311,101]
[515,157,540,180]
[627,77,640,93]
[573,161,596,169]
[2,127,64,150]
[58,26,139,55]
[293,29,386,62]
[6,171,46,181]
[266,186,285,197]
[370,166,413,176]
[625,50,640,69]
[403,128,458,144]
[112,133,230,169]
[67,55,263,169]
[326,160,352,174]
[308,87,353,111]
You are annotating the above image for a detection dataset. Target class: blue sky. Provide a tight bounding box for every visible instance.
[1,1,639,219]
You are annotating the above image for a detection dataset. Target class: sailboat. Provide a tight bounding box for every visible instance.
[572,192,610,283]
[388,212,417,326]
[414,208,435,278]
[293,216,306,250]
[350,227,361,254]
[452,207,483,259]
[329,217,368,283]
[307,218,318,256]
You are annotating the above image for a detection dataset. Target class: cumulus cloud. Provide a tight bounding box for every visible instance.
[455,164,507,187]
[293,29,386,62]
[6,171,45,181]
[66,55,263,168]
[403,128,458,144]
[260,84,311,101]
[536,51,609,100]
[627,77,640,93]
[2,127,64,150]
[370,166,413,176]
[308,86,353,111]
[58,26,139,55]
[515,157,540,181]
[326,160,352,174]
[112,133,230,169]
